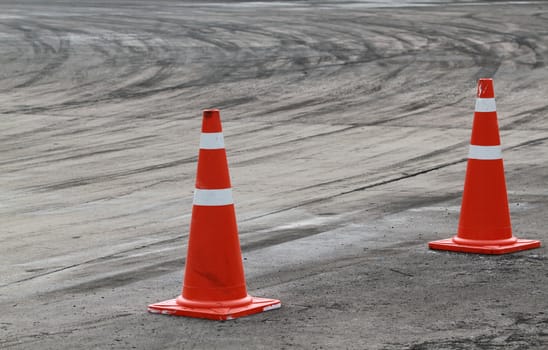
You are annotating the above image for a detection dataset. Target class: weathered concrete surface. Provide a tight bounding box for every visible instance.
[1,1,547,349]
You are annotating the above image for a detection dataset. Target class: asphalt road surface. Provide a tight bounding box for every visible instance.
[1,1,547,349]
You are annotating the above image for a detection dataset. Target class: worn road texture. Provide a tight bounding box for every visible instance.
[1,0,547,349]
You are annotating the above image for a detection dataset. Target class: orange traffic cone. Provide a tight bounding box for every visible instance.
[429,78,541,254]
[148,109,281,320]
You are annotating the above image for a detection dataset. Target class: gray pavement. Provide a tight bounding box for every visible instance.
[1,1,547,349]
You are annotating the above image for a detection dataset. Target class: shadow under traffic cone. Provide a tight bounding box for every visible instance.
[429,78,541,254]
[148,109,281,320]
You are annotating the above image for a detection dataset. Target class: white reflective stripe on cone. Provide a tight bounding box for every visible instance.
[199,132,225,150]
[475,98,496,112]
[468,145,502,160]
[193,188,233,206]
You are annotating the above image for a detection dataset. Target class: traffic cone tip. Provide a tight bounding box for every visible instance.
[202,109,222,132]
[477,78,494,98]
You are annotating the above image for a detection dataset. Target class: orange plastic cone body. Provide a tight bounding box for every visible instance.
[429,79,540,254]
[148,109,281,320]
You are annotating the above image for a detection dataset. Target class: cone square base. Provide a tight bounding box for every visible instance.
[148,297,281,320]
[428,237,541,255]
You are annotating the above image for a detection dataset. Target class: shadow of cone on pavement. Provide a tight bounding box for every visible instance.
[429,79,541,254]
[148,109,281,320]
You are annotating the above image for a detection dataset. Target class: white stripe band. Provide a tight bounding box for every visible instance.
[193,188,233,206]
[475,98,496,112]
[200,132,225,150]
[468,145,502,160]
